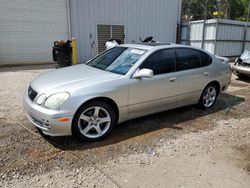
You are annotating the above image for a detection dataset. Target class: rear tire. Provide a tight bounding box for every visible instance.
[198,84,219,109]
[72,101,116,141]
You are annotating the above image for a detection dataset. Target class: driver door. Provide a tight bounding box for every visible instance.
[128,49,179,119]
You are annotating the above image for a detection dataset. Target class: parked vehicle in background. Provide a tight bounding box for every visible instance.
[23,43,232,141]
[232,50,250,79]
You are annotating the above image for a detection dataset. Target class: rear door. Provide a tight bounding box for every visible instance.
[174,48,212,105]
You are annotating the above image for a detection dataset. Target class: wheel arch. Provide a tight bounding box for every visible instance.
[206,80,221,95]
[198,80,221,109]
[72,96,119,124]
[71,96,119,139]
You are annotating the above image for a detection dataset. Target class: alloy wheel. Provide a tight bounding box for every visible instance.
[77,106,111,139]
[203,86,217,108]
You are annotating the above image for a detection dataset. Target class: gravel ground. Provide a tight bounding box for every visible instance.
[0,65,249,188]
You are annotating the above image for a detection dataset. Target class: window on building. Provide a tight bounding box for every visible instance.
[97,25,125,53]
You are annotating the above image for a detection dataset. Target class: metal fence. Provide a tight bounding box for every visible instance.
[180,23,190,45]
[181,19,250,57]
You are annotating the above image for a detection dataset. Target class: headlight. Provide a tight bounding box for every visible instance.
[36,94,47,105]
[44,92,70,110]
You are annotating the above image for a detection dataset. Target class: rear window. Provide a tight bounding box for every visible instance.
[199,51,212,67]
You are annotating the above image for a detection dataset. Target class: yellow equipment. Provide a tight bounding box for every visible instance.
[71,37,77,65]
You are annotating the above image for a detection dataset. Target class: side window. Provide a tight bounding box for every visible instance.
[175,48,201,71]
[199,51,212,67]
[140,49,175,75]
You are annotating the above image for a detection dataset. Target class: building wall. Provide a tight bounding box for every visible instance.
[70,0,182,62]
[0,0,69,65]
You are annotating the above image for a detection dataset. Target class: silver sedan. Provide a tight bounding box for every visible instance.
[24,43,232,141]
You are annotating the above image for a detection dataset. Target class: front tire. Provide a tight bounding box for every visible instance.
[72,101,116,141]
[198,84,218,109]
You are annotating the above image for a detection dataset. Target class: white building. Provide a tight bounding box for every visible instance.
[0,0,182,65]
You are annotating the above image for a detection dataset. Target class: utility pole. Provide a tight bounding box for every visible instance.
[246,0,250,23]
[218,0,221,19]
[242,0,250,53]
[214,0,221,55]
[186,0,191,45]
[201,0,208,49]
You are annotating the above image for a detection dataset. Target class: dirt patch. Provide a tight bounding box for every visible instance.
[230,82,249,88]
[25,149,61,161]
[232,144,250,173]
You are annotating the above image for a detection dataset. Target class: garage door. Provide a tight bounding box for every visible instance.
[0,0,69,65]
[97,25,125,53]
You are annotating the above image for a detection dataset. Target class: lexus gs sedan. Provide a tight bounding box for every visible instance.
[24,43,231,141]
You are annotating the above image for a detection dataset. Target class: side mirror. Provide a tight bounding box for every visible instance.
[133,68,154,78]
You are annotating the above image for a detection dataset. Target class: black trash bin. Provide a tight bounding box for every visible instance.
[52,40,72,68]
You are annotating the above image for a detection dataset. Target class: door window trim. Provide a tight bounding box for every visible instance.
[138,48,177,76]
[174,47,214,72]
[131,47,213,78]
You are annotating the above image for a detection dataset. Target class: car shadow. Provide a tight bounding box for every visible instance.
[45,93,245,150]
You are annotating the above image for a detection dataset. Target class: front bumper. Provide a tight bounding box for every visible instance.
[23,93,73,136]
[232,65,250,77]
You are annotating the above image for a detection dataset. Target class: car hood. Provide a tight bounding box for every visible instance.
[30,64,121,93]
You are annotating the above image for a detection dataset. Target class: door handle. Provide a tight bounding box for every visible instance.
[204,72,209,76]
[169,77,176,82]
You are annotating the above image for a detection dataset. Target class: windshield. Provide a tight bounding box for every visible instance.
[87,47,146,75]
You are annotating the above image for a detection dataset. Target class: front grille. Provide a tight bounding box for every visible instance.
[28,86,38,101]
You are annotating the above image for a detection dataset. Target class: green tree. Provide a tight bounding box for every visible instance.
[182,0,220,21]
[182,0,249,21]
[229,0,249,21]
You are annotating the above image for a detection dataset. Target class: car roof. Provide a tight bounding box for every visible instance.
[119,43,190,51]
